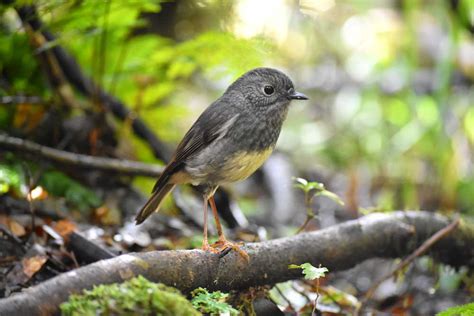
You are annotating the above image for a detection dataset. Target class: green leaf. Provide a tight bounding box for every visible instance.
[293,177,344,205]
[293,177,325,193]
[316,190,345,206]
[289,263,329,280]
[294,177,308,186]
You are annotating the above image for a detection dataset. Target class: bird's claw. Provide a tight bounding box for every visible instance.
[202,238,249,261]
[211,239,249,262]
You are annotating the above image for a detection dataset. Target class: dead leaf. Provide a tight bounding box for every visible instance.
[22,255,47,278]
[13,104,45,132]
[94,205,121,226]
[9,219,26,237]
[6,245,48,286]
[0,215,26,237]
[53,219,77,238]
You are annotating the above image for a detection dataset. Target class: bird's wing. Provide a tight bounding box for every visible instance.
[174,112,239,163]
[151,109,238,193]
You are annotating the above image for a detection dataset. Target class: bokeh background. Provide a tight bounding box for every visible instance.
[4,0,473,213]
[1,0,473,314]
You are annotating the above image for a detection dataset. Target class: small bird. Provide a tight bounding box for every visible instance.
[135,67,308,259]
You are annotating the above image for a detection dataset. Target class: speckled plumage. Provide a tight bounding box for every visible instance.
[136,67,307,225]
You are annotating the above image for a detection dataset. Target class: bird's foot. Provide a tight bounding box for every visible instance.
[211,238,249,262]
[201,242,220,254]
[201,240,226,255]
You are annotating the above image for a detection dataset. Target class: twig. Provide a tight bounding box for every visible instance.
[313,277,320,316]
[69,251,80,269]
[296,192,316,234]
[22,163,37,244]
[0,96,43,104]
[358,216,461,312]
[24,24,82,110]
[0,134,164,177]
[296,215,314,234]
[274,284,295,312]
[0,224,26,252]
[291,282,311,303]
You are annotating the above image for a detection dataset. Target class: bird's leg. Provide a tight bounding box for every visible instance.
[201,197,210,251]
[201,197,223,254]
[209,195,249,261]
[209,195,225,243]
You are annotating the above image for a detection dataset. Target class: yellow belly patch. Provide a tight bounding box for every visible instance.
[223,148,274,182]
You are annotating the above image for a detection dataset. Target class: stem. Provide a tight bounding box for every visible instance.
[312,277,320,316]
[296,192,317,234]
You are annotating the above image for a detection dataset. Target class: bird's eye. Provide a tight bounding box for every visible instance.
[263,85,274,95]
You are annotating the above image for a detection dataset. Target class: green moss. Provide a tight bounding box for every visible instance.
[437,302,474,316]
[191,287,238,316]
[60,276,200,316]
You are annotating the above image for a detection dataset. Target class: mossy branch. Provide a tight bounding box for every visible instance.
[0,211,473,315]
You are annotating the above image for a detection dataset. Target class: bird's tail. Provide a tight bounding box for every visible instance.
[135,183,175,224]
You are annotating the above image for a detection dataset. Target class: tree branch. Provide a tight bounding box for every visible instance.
[361,216,461,305]
[0,211,472,315]
[0,134,163,177]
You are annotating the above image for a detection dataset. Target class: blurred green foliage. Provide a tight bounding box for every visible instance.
[0,0,265,197]
[39,170,101,212]
[36,0,265,147]
[0,163,22,194]
[278,0,474,214]
[1,0,473,214]
[0,19,46,96]
[0,157,100,212]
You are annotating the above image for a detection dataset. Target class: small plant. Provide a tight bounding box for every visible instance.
[293,177,344,233]
[60,276,199,316]
[191,287,239,316]
[289,262,329,315]
[289,263,329,281]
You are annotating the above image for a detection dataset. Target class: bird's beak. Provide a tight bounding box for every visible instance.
[288,90,308,100]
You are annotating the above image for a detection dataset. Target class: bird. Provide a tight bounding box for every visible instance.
[135,67,308,259]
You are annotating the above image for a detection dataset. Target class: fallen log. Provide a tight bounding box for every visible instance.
[0,211,472,315]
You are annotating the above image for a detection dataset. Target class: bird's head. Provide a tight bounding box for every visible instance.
[226,67,308,111]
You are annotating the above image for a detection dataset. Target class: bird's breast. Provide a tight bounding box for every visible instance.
[184,145,274,185]
[220,148,274,182]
